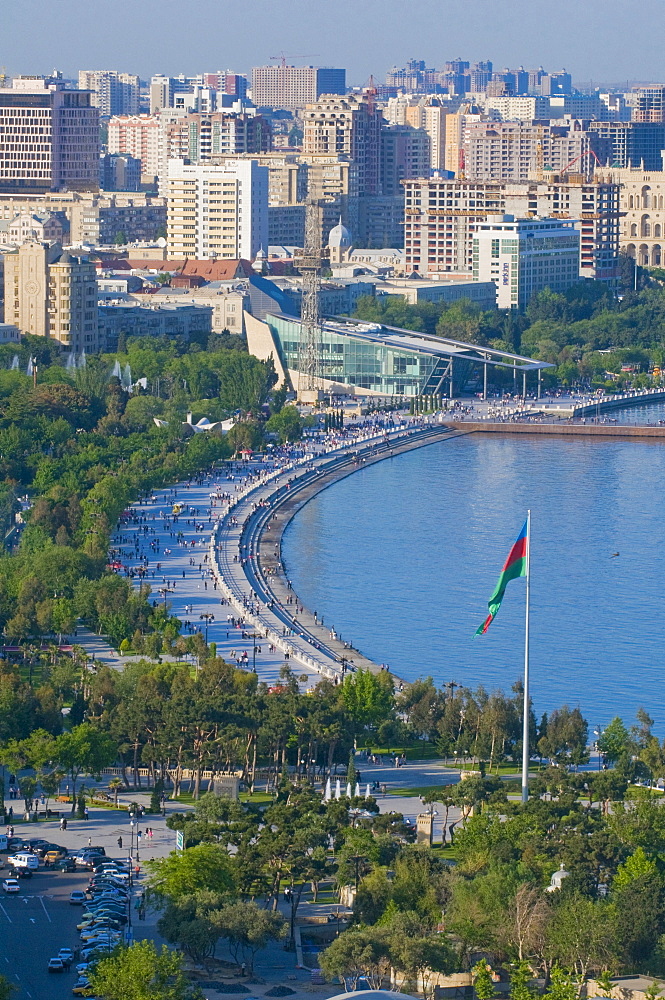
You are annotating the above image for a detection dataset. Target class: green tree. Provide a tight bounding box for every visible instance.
[144,844,236,903]
[55,723,116,809]
[473,961,496,1000]
[546,967,578,1000]
[341,668,394,735]
[510,962,537,1000]
[597,718,631,765]
[213,901,286,973]
[320,926,392,990]
[87,940,197,1000]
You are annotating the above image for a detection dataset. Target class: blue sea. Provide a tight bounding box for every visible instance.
[282,426,665,729]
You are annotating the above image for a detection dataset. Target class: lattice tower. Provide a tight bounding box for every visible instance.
[295,198,322,393]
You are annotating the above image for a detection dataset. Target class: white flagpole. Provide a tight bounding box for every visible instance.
[521,510,531,804]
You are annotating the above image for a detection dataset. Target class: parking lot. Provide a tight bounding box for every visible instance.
[0,864,137,1000]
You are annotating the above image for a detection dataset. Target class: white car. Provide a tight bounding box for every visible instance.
[1,879,19,893]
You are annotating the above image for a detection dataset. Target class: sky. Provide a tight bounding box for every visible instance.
[1,0,663,88]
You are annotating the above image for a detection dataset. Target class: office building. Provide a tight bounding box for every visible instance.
[251,65,346,111]
[166,159,268,260]
[99,153,141,192]
[78,71,140,117]
[611,166,665,266]
[107,114,160,186]
[0,76,99,194]
[402,175,620,286]
[4,241,98,350]
[472,215,580,308]
[303,94,382,196]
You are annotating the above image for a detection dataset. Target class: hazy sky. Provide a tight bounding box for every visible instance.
[2,0,663,87]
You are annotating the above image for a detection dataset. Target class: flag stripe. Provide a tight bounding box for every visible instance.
[475,519,528,636]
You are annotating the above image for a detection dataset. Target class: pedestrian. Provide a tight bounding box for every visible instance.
[117,836,123,849]
[84,806,89,820]
[87,836,92,847]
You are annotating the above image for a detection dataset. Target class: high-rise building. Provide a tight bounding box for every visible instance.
[472,214,580,309]
[461,120,608,183]
[386,96,448,171]
[632,86,665,123]
[380,124,430,196]
[203,72,248,100]
[402,175,620,287]
[166,159,268,260]
[162,112,272,166]
[78,71,140,117]
[107,114,161,186]
[150,74,206,114]
[586,121,665,170]
[0,77,99,195]
[303,94,382,196]
[251,66,346,111]
[4,241,99,350]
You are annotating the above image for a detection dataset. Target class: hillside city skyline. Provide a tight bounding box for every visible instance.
[3,0,665,84]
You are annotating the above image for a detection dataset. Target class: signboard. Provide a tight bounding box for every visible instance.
[176,830,184,852]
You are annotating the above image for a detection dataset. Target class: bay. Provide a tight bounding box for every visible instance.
[282,430,665,729]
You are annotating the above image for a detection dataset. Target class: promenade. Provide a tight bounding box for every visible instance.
[100,413,456,687]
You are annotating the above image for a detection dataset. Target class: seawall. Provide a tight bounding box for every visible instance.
[447,421,665,438]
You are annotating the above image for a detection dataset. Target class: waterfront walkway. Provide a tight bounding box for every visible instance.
[99,414,456,686]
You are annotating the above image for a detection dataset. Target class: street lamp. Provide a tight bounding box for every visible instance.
[158,586,174,604]
[199,613,215,644]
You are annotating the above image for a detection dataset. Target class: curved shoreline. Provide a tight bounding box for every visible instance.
[210,422,467,681]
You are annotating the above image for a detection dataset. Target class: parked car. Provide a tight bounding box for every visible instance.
[55,858,77,873]
[1,879,19,893]
[8,852,39,870]
[72,980,92,996]
[14,868,32,879]
[69,891,87,905]
[48,958,65,973]
[59,949,75,967]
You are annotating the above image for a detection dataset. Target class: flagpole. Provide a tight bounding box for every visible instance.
[521,509,531,803]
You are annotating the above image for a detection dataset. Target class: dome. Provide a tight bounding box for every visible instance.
[328,217,352,249]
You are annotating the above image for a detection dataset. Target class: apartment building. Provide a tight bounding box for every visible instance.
[303,94,382,196]
[402,175,620,287]
[166,159,268,260]
[0,191,165,245]
[632,86,665,123]
[6,211,66,244]
[162,112,272,166]
[461,120,604,182]
[472,215,580,308]
[0,77,99,194]
[78,71,140,117]
[380,124,431,196]
[107,115,160,186]
[251,66,346,111]
[4,241,98,350]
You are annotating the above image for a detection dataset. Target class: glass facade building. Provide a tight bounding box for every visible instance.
[264,313,551,397]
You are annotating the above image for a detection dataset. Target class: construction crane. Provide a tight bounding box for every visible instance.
[270,53,319,68]
[561,148,601,179]
[293,198,324,399]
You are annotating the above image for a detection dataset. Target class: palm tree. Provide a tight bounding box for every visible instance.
[108,777,124,807]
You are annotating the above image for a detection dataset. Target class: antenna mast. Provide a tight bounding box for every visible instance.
[295,197,323,398]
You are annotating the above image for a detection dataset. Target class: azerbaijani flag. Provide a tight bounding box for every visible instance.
[476,519,528,636]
